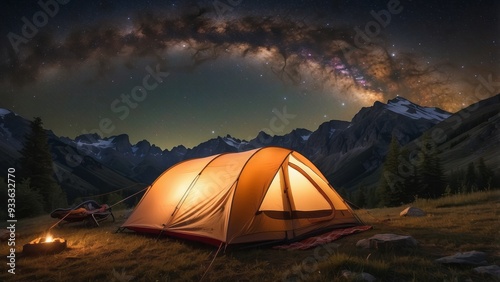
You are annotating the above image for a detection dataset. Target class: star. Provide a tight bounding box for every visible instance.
[1,0,495,151]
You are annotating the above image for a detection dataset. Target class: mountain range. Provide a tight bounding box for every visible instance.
[1,95,499,203]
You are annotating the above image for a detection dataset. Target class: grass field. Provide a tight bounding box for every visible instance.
[1,190,499,281]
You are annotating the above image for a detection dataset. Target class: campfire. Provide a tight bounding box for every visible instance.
[23,233,67,255]
[44,234,54,242]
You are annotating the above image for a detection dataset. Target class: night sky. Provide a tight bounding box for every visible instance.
[1,0,498,149]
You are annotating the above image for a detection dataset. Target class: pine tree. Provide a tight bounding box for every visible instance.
[476,157,494,190]
[443,185,452,197]
[16,179,45,218]
[377,136,404,207]
[20,117,66,212]
[354,186,366,208]
[465,162,477,193]
[448,168,465,194]
[416,133,446,199]
[399,148,418,203]
[336,187,348,199]
[430,151,446,198]
[366,187,379,208]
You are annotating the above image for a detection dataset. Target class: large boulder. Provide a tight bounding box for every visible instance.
[400,207,426,217]
[474,265,500,278]
[435,251,488,265]
[356,234,418,249]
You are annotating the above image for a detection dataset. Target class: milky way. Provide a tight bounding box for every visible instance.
[1,0,498,148]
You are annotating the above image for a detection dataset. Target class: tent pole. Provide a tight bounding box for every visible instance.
[155,224,167,242]
[282,164,296,239]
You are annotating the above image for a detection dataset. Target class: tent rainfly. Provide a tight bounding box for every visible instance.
[121,147,361,245]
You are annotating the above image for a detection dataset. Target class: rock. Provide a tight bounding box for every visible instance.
[435,251,488,265]
[400,207,426,217]
[474,265,500,278]
[356,234,418,249]
[341,270,376,281]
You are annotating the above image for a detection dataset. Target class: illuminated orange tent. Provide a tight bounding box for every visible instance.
[121,147,361,245]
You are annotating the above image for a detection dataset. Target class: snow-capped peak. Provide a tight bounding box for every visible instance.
[0,108,12,117]
[77,137,115,148]
[222,135,246,148]
[385,97,451,122]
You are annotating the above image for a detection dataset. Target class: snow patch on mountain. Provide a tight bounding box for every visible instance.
[77,137,115,149]
[0,124,12,138]
[386,97,451,122]
[329,128,338,137]
[0,109,11,117]
[223,136,247,148]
